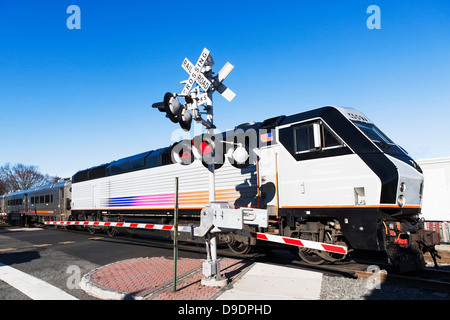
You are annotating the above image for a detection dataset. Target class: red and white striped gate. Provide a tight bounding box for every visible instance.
[44,220,348,255]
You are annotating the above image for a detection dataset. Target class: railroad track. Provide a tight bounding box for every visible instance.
[355,267,450,293]
[15,224,450,295]
[261,248,450,294]
[425,251,450,265]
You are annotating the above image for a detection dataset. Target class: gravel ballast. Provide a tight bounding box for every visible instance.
[320,275,449,300]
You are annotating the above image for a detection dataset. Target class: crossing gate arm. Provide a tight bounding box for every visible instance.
[246,231,348,255]
[44,220,347,255]
[44,220,193,233]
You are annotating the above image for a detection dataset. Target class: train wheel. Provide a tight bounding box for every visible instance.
[315,247,348,263]
[296,232,326,264]
[107,227,118,237]
[227,242,252,254]
[298,248,326,265]
[87,227,97,234]
[297,231,348,264]
[314,231,349,263]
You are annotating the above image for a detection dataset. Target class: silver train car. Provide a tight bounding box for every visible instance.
[0,194,7,222]
[1,180,72,225]
[69,106,439,271]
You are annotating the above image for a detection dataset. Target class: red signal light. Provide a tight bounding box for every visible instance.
[201,142,213,155]
[171,139,194,165]
[181,151,191,159]
[192,134,224,170]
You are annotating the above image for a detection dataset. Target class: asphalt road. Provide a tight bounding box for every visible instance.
[0,226,209,300]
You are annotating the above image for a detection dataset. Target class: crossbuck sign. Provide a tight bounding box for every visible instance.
[181,48,212,95]
[181,48,236,103]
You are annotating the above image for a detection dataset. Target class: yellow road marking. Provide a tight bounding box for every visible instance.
[0,248,16,252]
[33,244,52,247]
[58,241,75,244]
[89,237,104,240]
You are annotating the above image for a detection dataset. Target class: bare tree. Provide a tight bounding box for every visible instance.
[0,163,57,193]
[0,179,7,195]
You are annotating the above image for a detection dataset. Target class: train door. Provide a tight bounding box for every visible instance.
[59,188,64,219]
[92,185,100,208]
[257,145,279,216]
[24,194,28,213]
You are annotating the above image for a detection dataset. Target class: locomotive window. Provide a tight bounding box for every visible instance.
[352,120,408,157]
[45,195,50,203]
[292,121,345,154]
[294,124,316,153]
[40,196,44,203]
[353,121,392,145]
[322,125,343,149]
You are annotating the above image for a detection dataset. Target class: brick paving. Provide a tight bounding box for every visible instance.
[84,256,253,300]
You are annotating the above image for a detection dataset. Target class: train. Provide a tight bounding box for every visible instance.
[0,106,441,272]
[0,180,72,226]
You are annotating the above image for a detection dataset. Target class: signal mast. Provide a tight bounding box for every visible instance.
[152,48,236,286]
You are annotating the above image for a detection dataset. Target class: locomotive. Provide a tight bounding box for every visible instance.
[0,106,440,271]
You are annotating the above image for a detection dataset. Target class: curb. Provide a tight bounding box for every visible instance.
[79,257,254,300]
[80,261,137,300]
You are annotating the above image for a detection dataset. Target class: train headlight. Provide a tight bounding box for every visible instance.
[397,195,405,207]
[399,182,406,193]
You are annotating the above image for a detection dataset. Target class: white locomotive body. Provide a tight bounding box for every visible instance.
[68,106,437,270]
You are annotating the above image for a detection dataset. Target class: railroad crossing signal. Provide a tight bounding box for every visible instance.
[164,92,182,123]
[181,48,236,102]
[152,47,236,132]
[214,62,236,102]
[152,92,193,130]
[181,48,212,96]
[151,47,237,287]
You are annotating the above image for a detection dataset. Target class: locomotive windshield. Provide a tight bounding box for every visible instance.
[352,121,408,157]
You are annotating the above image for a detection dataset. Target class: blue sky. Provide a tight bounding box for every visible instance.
[1,0,449,178]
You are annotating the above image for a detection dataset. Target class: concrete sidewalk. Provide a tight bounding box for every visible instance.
[216,262,322,300]
[79,256,323,300]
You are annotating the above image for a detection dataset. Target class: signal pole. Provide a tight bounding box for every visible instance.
[205,64,215,204]
[152,48,235,287]
[202,64,226,287]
